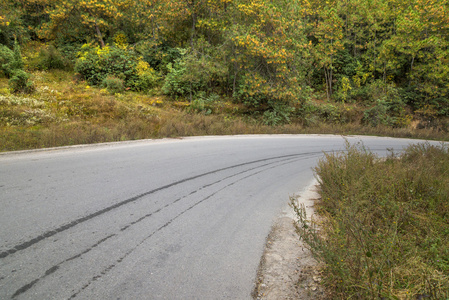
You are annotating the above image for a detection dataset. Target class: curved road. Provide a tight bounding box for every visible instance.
[0,135,434,299]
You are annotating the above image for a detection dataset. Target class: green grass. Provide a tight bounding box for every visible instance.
[293,141,449,299]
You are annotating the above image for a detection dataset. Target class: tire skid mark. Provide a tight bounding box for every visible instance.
[68,156,309,299]
[117,155,305,232]
[9,155,312,299]
[1,152,322,260]
[9,154,317,299]
[11,279,39,299]
[11,234,116,298]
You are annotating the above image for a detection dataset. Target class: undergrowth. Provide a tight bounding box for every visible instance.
[0,69,448,152]
[293,141,449,299]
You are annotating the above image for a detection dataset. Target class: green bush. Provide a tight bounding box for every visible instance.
[297,101,361,126]
[36,45,70,70]
[363,97,406,127]
[188,92,221,115]
[75,44,139,88]
[135,42,181,72]
[162,47,227,99]
[262,104,294,126]
[132,60,160,92]
[0,41,25,77]
[0,44,14,78]
[102,76,124,94]
[9,70,35,93]
[11,41,24,71]
[162,60,190,97]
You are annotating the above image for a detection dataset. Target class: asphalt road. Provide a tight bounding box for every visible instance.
[0,135,434,299]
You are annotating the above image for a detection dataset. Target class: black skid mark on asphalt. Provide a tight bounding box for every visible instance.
[11,234,116,298]
[8,156,304,298]
[11,279,39,298]
[116,154,305,233]
[67,155,311,299]
[68,190,224,299]
[7,153,321,299]
[1,152,324,260]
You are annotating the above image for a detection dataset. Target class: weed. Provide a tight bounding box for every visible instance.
[1,67,449,152]
[9,70,35,94]
[102,76,125,94]
[293,142,449,299]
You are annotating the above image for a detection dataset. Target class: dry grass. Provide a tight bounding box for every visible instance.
[1,70,448,152]
[293,142,449,299]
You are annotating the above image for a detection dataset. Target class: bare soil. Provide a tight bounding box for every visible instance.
[253,182,326,300]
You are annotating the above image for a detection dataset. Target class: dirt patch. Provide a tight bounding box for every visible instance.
[253,182,326,300]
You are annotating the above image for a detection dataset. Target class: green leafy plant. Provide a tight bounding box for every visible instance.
[162,47,227,100]
[0,41,24,78]
[262,104,294,126]
[74,44,139,88]
[11,40,24,71]
[9,70,35,93]
[188,92,221,115]
[363,96,406,127]
[36,45,70,70]
[0,44,14,78]
[102,75,124,94]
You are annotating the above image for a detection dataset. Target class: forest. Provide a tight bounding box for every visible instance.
[0,0,448,138]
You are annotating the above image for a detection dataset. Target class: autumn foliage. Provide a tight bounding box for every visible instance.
[1,0,449,123]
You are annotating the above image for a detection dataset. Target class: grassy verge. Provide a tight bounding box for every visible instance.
[293,142,449,299]
[1,69,448,152]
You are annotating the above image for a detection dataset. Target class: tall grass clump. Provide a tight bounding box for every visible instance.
[293,141,449,299]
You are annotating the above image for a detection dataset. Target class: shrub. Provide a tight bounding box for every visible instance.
[297,101,361,126]
[188,92,221,115]
[0,44,14,77]
[162,47,227,99]
[334,76,353,102]
[0,41,25,78]
[9,70,35,93]
[133,60,160,92]
[102,76,124,94]
[262,104,294,126]
[363,97,406,127]
[135,42,182,72]
[162,60,190,97]
[75,44,139,88]
[36,45,70,70]
[11,41,24,71]
[235,70,304,123]
[293,142,449,299]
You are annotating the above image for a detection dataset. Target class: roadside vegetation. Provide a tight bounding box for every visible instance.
[293,142,449,299]
[1,0,449,151]
[1,68,448,151]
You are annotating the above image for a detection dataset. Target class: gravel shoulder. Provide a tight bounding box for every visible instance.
[253,181,326,300]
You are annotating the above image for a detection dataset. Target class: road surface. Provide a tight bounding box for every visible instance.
[0,135,433,299]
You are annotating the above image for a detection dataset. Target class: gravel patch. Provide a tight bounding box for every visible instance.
[253,181,326,299]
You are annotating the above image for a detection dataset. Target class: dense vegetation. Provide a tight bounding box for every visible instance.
[293,142,449,299]
[0,0,448,151]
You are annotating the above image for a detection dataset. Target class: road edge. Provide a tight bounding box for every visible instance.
[253,180,326,299]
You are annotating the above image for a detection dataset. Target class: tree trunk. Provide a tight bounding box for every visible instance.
[233,66,239,97]
[409,56,415,86]
[95,22,105,48]
[324,67,330,101]
[190,0,196,49]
